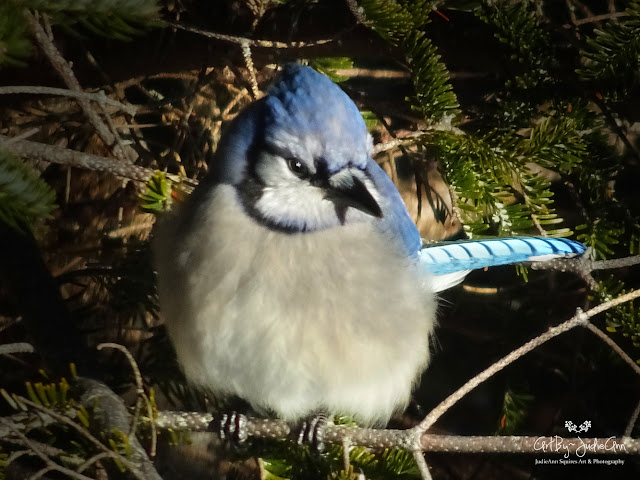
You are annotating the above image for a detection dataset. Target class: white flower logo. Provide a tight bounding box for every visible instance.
[565,420,591,433]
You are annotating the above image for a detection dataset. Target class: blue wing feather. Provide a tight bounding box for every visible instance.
[366,159,422,258]
[420,237,586,275]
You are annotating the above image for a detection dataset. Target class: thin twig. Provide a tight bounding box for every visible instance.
[0,128,40,145]
[166,20,334,48]
[413,290,640,439]
[97,343,157,457]
[0,417,96,480]
[373,134,425,155]
[241,41,260,99]
[583,322,640,376]
[413,450,433,480]
[413,312,590,439]
[25,12,128,162]
[77,451,114,474]
[591,255,640,270]
[593,96,640,162]
[0,134,185,185]
[0,343,34,355]
[625,399,640,438]
[372,124,465,155]
[573,11,629,25]
[1,436,81,465]
[106,219,155,239]
[0,86,137,116]
[13,396,146,478]
[99,97,133,163]
[342,437,352,473]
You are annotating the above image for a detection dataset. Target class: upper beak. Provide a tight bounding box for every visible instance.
[324,169,383,218]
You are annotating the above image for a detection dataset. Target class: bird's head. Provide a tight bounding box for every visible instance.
[214,64,383,233]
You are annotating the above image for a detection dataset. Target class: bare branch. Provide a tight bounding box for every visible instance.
[0,86,137,116]
[153,291,640,460]
[25,11,129,162]
[241,41,260,100]
[529,254,598,289]
[0,417,95,480]
[625,399,640,438]
[421,434,639,454]
[166,21,334,48]
[413,450,433,480]
[97,343,157,457]
[583,322,640,376]
[591,256,640,270]
[414,290,640,437]
[0,343,34,355]
[153,411,640,456]
[0,134,184,185]
[573,11,630,25]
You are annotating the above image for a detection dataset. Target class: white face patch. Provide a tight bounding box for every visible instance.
[253,151,341,231]
[249,150,380,232]
[254,151,314,189]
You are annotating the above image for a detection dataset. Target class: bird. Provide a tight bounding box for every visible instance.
[154,63,586,429]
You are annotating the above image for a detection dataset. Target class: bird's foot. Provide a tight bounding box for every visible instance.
[211,411,249,445]
[292,413,329,451]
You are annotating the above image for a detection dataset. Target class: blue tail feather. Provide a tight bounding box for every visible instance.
[420,237,586,276]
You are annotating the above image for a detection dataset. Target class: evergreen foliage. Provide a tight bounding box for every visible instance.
[355,0,433,43]
[404,30,460,122]
[257,439,421,480]
[140,170,172,213]
[497,388,534,435]
[357,0,460,123]
[577,0,640,101]
[477,0,554,88]
[0,1,32,67]
[1,378,138,479]
[309,57,355,83]
[0,150,56,233]
[599,277,640,352]
[0,0,158,63]
[28,0,160,41]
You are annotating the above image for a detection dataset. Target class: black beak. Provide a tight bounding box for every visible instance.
[325,170,383,219]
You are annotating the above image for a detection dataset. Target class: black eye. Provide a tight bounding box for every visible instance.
[287,158,309,178]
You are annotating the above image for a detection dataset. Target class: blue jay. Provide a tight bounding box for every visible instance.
[154,64,585,427]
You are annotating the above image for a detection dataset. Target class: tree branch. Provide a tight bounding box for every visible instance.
[25,11,130,162]
[152,289,640,469]
[0,134,178,184]
[0,86,137,116]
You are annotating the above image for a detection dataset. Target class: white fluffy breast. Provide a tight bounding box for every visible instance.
[155,184,436,426]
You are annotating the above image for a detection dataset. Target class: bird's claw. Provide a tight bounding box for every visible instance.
[294,413,329,451]
[212,411,249,445]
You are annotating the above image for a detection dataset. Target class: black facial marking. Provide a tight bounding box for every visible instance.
[351,174,383,218]
[334,203,348,225]
[234,140,301,234]
[314,158,330,179]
